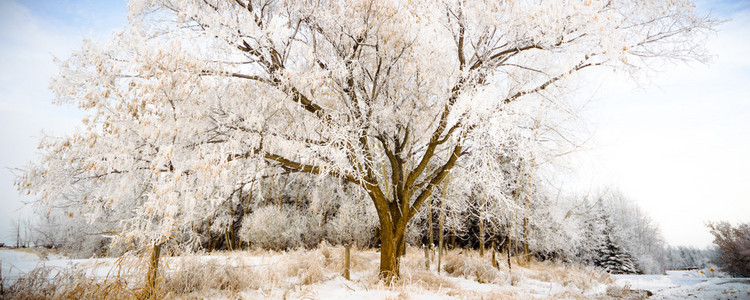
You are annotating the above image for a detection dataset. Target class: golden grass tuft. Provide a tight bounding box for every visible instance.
[400,269,457,291]
[442,251,504,284]
[286,249,328,285]
[523,259,613,291]
[159,257,247,297]
[5,264,136,300]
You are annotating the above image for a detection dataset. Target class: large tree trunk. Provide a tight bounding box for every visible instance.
[378,221,402,282]
[364,133,461,282]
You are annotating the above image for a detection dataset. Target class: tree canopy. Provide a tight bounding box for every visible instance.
[17,0,714,279]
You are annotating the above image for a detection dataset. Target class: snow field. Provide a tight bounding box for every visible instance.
[614,270,750,300]
[6,246,747,299]
[2,246,619,299]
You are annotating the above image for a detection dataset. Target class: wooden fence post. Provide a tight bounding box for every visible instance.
[145,242,162,298]
[343,244,351,280]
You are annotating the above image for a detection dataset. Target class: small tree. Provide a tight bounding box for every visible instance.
[594,232,641,274]
[707,222,750,277]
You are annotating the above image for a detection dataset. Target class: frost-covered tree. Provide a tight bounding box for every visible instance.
[571,190,665,274]
[606,191,666,273]
[664,246,714,270]
[16,0,714,279]
[28,208,113,257]
[595,230,642,274]
[575,198,641,273]
[707,221,750,277]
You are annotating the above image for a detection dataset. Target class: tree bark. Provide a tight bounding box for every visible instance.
[451,230,456,249]
[397,234,406,257]
[523,193,531,264]
[427,197,433,249]
[506,239,512,271]
[379,224,400,282]
[424,246,430,269]
[491,239,498,269]
[224,229,232,251]
[479,222,485,257]
[438,202,445,273]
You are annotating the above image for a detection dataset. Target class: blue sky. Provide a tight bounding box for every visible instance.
[0,0,748,248]
[0,0,127,245]
[15,0,127,29]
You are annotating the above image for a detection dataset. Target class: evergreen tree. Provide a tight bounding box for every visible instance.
[595,233,642,274]
[584,198,643,274]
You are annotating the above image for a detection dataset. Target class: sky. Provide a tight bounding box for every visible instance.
[567,0,750,247]
[0,0,748,248]
[0,0,128,245]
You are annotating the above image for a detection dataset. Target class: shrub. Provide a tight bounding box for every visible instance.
[239,205,322,250]
[707,222,750,277]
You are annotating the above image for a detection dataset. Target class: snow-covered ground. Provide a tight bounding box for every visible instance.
[0,247,117,285]
[2,247,749,299]
[615,270,750,299]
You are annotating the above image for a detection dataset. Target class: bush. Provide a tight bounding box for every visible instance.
[707,222,750,277]
[239,205,322,250]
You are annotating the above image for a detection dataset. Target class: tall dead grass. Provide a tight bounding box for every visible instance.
[4,256,141,300]
[156,247,340,298]
[4,246,617,299]
[523,259,614,291]
[5,268,135,300]
[441,251,506,284]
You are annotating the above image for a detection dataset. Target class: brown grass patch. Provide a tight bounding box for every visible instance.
[4,246,617,299]
[5,263,136,300]
[400,269,457,291]
[442,251,504,284]
[523,259,613,291]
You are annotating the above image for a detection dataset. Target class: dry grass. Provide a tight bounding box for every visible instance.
[284,249,328,285]
[159,257,248,298]
[523,259,614,291]
[3,246,618,299]
[402,270,457,290]
[6,270,135,300]
[448,289,522,299]
[157,247,335,297]
[604,284,653,300]
[4,258,139,300]
[442,251,505,284]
